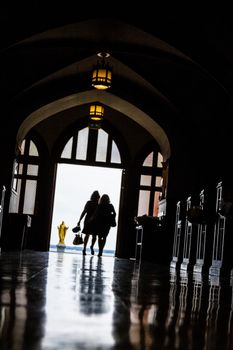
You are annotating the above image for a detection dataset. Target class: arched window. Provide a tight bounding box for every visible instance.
[60,127,122,167]
[137,151,163,217]
[9,139,39,214]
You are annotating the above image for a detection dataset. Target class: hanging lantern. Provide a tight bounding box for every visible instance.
[88,104,104,129]
[89,104,104,120]
[92,52,112,90]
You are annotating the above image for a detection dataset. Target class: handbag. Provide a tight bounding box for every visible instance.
[110,214,116,227]
[72,225,81,233]
[73,233,83,245]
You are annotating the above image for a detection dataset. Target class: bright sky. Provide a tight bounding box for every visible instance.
[50,164,122,252]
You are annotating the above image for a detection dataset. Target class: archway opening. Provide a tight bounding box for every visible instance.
[50,164,122,255]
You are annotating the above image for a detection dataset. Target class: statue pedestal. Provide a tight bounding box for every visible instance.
[56,244,66,252]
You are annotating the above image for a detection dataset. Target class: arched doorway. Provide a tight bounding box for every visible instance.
[50,125,124,255]
[50,164,122,254]
[9,92,171,255]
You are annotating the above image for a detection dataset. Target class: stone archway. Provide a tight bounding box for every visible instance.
[16,90,171,161]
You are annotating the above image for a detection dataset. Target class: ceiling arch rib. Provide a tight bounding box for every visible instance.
[17,90,171,161]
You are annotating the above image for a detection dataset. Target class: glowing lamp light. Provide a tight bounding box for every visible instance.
[88,104,104,129]
[92,52,112,90]
[89,104,104,120]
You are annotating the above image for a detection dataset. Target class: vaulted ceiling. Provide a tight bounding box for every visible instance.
[1,3,233,162]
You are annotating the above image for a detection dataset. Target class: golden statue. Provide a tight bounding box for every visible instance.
[57,221,69,245]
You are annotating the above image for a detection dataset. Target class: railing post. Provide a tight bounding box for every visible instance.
[180,196,198,272]
[194,189,207,274]
[170,200,184,270]
[209,182,227,277]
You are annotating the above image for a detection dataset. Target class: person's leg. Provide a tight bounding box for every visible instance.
[98,236,106,257]
[97,236,102,256]
[90,235,97,255]
[101,236,106,252]
[83,234,89,255]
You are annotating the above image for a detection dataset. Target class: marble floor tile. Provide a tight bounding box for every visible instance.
[0,250,232,349]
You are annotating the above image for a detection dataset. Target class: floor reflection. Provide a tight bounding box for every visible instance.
[42,253,115,349]
[0,251,49,350]
[128,263,170,349]
[77,256,110,315]
[0,250,232,349]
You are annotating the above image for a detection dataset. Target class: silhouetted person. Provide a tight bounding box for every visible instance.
[91,194,116,257]
[78,190,100,255]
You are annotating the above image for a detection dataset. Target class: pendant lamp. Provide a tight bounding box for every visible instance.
[92,52,112,90]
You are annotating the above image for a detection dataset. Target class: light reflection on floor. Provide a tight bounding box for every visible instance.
[0,250,232,350]
[42,254,115,349]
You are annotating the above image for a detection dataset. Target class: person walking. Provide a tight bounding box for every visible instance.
[77,190,100,255]
[91,194,116,257]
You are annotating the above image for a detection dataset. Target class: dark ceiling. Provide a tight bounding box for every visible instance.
[1,2,233,162]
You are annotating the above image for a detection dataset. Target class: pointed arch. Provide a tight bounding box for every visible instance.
[58,126,123,168]
[16,90,171,161]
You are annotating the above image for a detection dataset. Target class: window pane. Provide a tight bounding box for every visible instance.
[140,175,151,186]
[96,129,108,162]
[76,128,89,160]
[155,176,163,187]
[143,152,153,167]
[18,163,23,175]
[153,191,161,216]
[27,164,39,176]
[110,141,121,164]
[23,180,37,214]
[9,180,21,213]
[61,137,73,159]
[13,178,17,191]
[29,141,39,156]
[137,190,150,216]
[157,152,163,167]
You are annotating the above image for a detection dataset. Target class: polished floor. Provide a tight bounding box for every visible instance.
[0,250,232,350]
